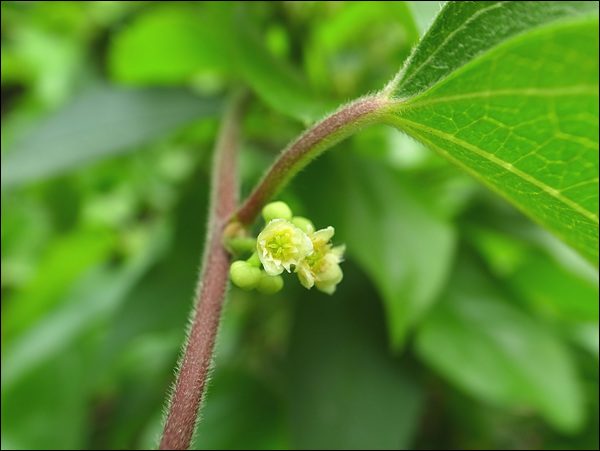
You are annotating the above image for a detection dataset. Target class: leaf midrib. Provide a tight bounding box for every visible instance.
[395,85,599,110]
[391,117,599,226]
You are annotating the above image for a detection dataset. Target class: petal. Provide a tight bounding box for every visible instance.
[295,230,314,257]
[315,278,339,295]
[262,258,284,276]
[296,261,314,289]
[257,218,313,271]
[311,226,335,245]
[317,260,343,284]
[331,244,346,259]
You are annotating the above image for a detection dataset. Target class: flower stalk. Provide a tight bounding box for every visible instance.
[234,95,389,226]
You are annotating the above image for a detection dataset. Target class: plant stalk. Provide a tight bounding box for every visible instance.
[159,94,244,450]
[234,95,389,226]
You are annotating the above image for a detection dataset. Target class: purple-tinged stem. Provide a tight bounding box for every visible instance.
[159,94,244,450]
[235,95,388,226]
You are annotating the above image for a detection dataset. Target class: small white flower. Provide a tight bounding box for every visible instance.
[257,219,314,275]
[296,226,345,295]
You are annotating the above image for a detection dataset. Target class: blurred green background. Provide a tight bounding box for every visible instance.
[1,2,598,450]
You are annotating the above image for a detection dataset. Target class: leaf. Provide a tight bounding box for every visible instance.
[510,253,599,321]
[388,1,598,99]
[1,228,115,342]
[385,12,599,265]
[286,264,423,450]
[569,323,599,359]
[108,3,235,84]
[406,1,445,35]
[415,254,584,433]
[194,368,288,450]
[294,153,456,349]
[305,1,419,98]
[469,226,599,321]
[336,156,455,348]
[1,353,88,449]
[233,7,333,123]
[1,85,221,189]
[0,224,166,391]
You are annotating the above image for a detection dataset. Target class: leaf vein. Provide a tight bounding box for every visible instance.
[397,86,599,110]
[398,118,599,224]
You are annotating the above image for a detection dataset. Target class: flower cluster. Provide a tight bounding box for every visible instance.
[228,201,344,295]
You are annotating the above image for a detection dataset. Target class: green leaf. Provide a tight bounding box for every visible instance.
[286,264,423,450]
[337,155,456,348]
[108,3,235,84]
[385,13,599,265]
[469,226,599,321]
[569,323,599,359]
[510,253,599,321]
[194,368,288,450]
[406,1,445,35]
[294,153,455,348]
[1,228,115,342]
[1,353,88,449]
[1,224,166,391]
[233,7,332,123]
[1,85,221,189]
[415,254,584,433]
[305,1,419,98]
[388,1,598,99]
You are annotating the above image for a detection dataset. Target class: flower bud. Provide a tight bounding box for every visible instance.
[290,216,315,233]
[246,251,261,268]
[230,260,261,290]
[262,201,293,223]
[256,271,284,294]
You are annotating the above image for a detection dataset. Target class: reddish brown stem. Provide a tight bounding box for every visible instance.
[235,96,386,225]
[159,95,243,450]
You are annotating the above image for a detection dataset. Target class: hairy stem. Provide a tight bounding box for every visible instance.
[159,94,244,450]
[234,95,389,225]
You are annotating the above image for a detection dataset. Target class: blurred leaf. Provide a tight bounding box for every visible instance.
[1,196,52,287]
[1,85,221,189]
[108,3,235,84]
[1,222,167,391]
[416,254,584,433]
[470,226,599,321]
[1,353,88,450]
[97,333,182,450]
[388,17,599,265]
[2,227,115,341]
[305,1,419,98]
[86,176,210,448]
[510,253,599,321]
[0,243,162,450]
[286,263,423,450]
[389,1,598,99]
[569,323,599,359]
[303,154,456,348]
[234,7,332,122]
[194,368,288,450]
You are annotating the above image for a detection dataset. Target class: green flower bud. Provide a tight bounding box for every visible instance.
[290,216,315,233]
[246,251,261,268]
[230,260,261,290]
[256,271,284,295]
[262,201,293,223]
